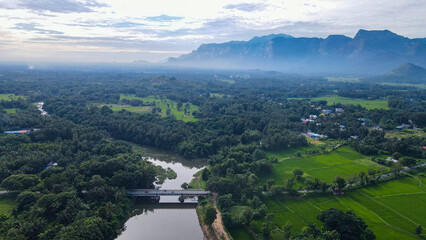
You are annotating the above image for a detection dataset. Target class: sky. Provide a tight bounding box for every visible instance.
[0,0,425,63]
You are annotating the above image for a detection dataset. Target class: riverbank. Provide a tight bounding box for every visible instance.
[197,194,232,240]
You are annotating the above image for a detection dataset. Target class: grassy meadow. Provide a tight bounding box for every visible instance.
[385,129,425,139]
[0,94,26,114]
[3,108,17,114]
[253,172,425,240]
[90,95,199,122]
[326,77,361,83]
[308,95,389,110]
[263,146,385,187]
[0,94,26,101]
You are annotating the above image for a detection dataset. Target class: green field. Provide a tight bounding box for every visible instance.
[290,95,389,110]
[379,82,426,89]
[189,170,206,189]
[90,95,199,122]
[254,173,425,240]
[210,93,231,98]
[263,146,385,186]
[0,193,16,216]
[218,79,236,84]
[0,94,26,101]
[385,129,425,139]
[309,95,389,110]
[3,108,18,114]
[326,77,361,83]
[266,140,344,161]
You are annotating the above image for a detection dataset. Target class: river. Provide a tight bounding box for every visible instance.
[116,147,206,240]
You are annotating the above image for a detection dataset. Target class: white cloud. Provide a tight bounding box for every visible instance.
[0,0,424,62]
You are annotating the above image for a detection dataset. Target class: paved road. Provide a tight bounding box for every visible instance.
[127,189,210,196]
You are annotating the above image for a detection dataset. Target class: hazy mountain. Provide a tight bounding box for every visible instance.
[169,30,426,75]
[364,63,426,84]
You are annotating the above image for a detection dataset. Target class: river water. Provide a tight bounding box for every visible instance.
[116,147,206,240]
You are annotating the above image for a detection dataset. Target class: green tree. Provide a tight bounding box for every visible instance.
[318,208,376,240]
[217,194,233,211]
[203,205,217,225]
[390,162,403,176]
[271,185,284,197]
[292,168,304,179]
[1,174,40,191]
[267,179,275,190]
[181,182,189,189]
[16,191,37,209]
[415,225,422,235]
[334,176,346,190]
[346,174,359,188]
[392,152,401,160]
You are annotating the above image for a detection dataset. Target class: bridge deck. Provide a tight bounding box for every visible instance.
[127,189,210,197]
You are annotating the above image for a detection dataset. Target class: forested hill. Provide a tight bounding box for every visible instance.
[168,29,426,75]
[364,63,426,84]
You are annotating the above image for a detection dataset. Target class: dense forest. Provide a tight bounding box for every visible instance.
[0,67,424,240]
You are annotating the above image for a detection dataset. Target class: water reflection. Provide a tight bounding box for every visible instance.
[116,146,206,240]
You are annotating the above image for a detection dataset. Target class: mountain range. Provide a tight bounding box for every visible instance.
[168,30,426,75]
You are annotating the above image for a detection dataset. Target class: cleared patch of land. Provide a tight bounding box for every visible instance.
[263,146,385,186]
[0,193,16,216]
[189,170,206,189]
[89,95,199,122]
[266,140,344,161]
[210,93,231,98]
[0,94,26,101]
[326,77,361,83]
[254,173,425,240]
[290,95,389,110]
[3,108,18,114]
[310,95,389,110]
[218,79,236,84]
[385,129,425,139]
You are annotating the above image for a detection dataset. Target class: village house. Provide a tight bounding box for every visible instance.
[395,123,410,130]
[335,107,344,113]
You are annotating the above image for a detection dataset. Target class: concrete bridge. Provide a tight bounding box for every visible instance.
[127,189,210,197]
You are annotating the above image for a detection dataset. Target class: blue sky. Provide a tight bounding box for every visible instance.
[0,0,425,62]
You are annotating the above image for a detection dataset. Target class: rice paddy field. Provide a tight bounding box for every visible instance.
[252,172,426,240]
[89,95,199,122]
[263,146,384,186]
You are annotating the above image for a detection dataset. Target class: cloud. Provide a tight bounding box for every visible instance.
[145,14,184,22]
[223,3,267,12]
[15,23,63,34]
[0,0,107,13]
